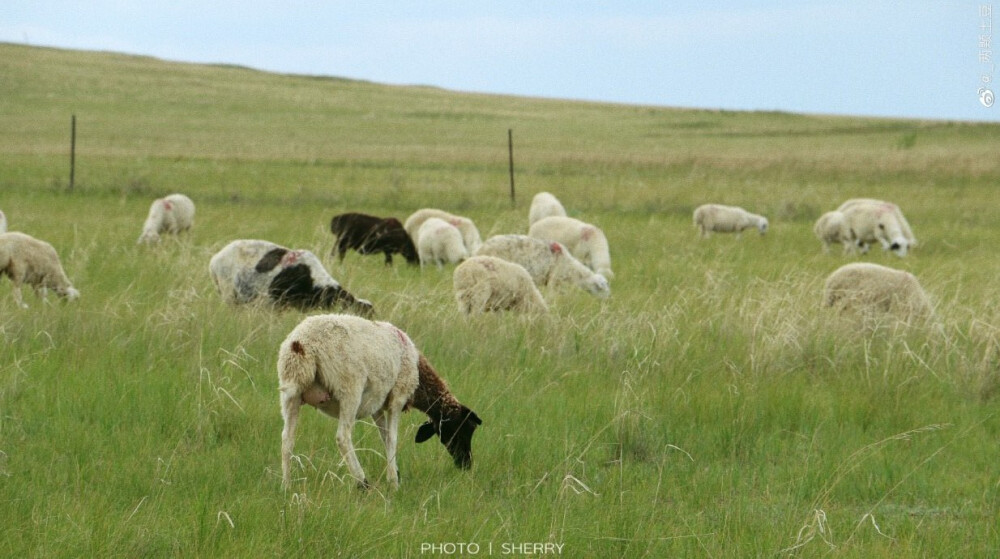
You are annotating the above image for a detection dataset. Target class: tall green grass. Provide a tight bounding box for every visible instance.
[1,43,999,556]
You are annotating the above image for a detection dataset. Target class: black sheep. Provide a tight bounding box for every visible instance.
[330,212,419,266]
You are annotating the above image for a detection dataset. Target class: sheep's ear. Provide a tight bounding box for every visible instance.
[415,421,437,443]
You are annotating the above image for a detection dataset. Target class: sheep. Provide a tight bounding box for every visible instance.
[823,262,932,321]
[0,210,7,234]
[278,313,482,489]
[813,210,848,253]
[692,204,769,238]
[528,192,567,227]
[417,217,469,269]
[839,200,910,257]
[528,216,614,280]
[837,198,917,249]
[330,212,418,266]
[453,255,549,314]
[0,232,80,308]
[209,239,373,315]
[404,208,482,254]
[475,235,609,298]
[137,193,195,244]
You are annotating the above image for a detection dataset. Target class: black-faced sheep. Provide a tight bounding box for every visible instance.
[528,192,567,227]
[692,204,768,238]
[404,208,482,254]
[278,314,482,489]
[823,262,932,321]
[528,215,614,280]
[475,234,609,298]
[209,239,373,315]
[330,212,418,266]
[137,193,195,244]
[417,217,468,269]
[453,255,549,314]
[0,232,80,308]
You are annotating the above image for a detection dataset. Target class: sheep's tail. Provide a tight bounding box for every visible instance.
[277,339,315,395]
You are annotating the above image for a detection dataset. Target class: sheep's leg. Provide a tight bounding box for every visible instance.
[336,408,369,489]
[11,284,28,309]
[336,238,349,262]
[383,251,393,266]
[36,285,50,305]
[280,389,303,490]
[374,411,401,488]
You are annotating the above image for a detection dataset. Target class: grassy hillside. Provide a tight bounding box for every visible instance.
[1,43,1000,557]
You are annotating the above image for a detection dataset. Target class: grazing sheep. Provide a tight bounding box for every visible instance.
[0,232,80,308]
[528,192,567,227]
[476,234,609,298]
[453,255,549,314]
[528,216,614,280]
[278,314,482,489]
[837,198,917,249]
[137,193,195,244]
[840,200,910,257]
[209,239,373,315]
[0,210,6,234]
[417,217,468,269]
[823,262,932,321]
[330,212,418,266]
[692,204,769,238]
[813,210,848,253]
[404,209,482,254]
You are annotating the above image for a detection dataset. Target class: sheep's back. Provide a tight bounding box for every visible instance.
[280,315,419,418]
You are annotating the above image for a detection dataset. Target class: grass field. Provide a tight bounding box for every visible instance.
[2,43,1000,557]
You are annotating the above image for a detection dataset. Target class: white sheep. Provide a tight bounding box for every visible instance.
[0,210,7,234]
[417,217,469,269]
[528,216,614,280]
[692,204,769,238]
[837,198,917,249]
[0,232,80,308]
[813,210,848,253]
[138,193,195,244]
[278,313,482,489]
[475,235,609,298]
[209,239,373,315]
[823,262,932,321]
[839,200,910,257]
[404,208,482,254]
[528,192,567,227]
[453,255,549,314]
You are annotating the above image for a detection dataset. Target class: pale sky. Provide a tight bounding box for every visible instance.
[4,1,998,122]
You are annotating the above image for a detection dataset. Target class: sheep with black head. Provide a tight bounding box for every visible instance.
[278,314,482,489]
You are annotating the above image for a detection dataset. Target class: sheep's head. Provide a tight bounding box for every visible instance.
[877,221,908,257]
[351,298,376,318]
[584,274,610,298]
[136,231,160,244]
[415,405,482,469]
[59,286,80,302]
[757,218,769,235]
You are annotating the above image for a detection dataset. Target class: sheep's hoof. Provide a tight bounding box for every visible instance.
[356,479,372,491]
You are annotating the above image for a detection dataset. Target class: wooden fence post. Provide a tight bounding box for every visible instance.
[69,114,76,191]
[508,129,515,207]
